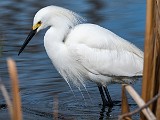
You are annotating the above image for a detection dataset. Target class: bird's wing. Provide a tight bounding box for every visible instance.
[66,24,143,76]
[66,24,143,58]
[68,44,143,77]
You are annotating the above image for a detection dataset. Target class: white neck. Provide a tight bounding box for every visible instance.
[44,25,70,60]
[45,25,69,41]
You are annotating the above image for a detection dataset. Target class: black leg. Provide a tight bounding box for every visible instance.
[103,86,113,107]
[98,86,108,107]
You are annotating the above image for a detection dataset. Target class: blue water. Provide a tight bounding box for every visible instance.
[0,0,145,119]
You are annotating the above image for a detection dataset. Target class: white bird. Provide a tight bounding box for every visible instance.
[18,6,143,107]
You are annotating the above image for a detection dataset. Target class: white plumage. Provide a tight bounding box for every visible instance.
[19,6,143,107]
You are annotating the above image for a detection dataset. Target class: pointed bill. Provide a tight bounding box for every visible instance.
[18,22,41,56]
[18,28,37,56]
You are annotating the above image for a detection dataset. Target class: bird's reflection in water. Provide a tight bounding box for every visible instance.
[98,100,122,119]
[99,106,112,120]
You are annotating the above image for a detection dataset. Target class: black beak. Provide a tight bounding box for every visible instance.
[18,28,37,56]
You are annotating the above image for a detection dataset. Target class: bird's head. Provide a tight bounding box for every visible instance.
[18,6,84,55]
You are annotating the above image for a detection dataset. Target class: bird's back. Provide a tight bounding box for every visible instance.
[65,23,143,80]
[66,24,143,58]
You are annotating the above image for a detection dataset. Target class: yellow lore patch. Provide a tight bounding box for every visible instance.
[32,21,42,30]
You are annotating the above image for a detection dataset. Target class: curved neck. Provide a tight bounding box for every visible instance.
[44,25,70,63]
[45,25,70,43]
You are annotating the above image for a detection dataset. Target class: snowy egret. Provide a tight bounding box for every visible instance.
[18,6,143,107]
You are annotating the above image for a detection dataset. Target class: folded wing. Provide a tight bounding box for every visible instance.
[66,24,143,77]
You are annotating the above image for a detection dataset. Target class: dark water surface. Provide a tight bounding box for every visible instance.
[0,0,145,120]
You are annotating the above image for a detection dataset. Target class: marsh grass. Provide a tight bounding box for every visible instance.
[0,58,24,120]
[0,58,59,120]
[7,58,23,120]
[0,79,13,120]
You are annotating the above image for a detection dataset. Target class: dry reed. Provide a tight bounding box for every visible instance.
[53,94,59,120]
[7,58,22,120]
[0,79,13,120]
[121,84,131,120]
[141,0,160,119]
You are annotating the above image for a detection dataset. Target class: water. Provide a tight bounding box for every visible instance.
[0,0,145,120]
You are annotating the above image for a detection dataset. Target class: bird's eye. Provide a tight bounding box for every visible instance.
[37,21,42,24]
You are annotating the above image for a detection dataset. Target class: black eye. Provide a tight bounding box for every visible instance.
[37,21,42,24]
